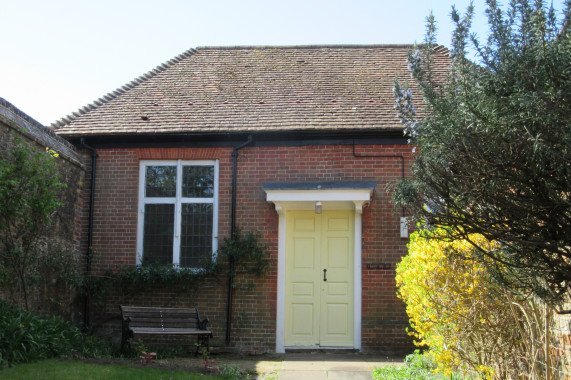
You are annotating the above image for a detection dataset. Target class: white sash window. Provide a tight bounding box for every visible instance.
[137,160,219,268]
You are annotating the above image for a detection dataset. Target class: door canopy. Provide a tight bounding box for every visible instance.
[263,181,377,214]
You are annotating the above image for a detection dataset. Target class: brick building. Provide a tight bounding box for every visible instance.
[52,45,451,353]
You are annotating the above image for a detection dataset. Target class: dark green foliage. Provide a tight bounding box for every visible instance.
[83,229,269,312]
[80,262,219,316]
[0,137,74,310]
[393,0,570,308]
[217,229,270,278]
[108,263,217,291]
[0,300,117,368]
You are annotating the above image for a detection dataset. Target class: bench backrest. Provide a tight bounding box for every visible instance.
[120,306,201,329]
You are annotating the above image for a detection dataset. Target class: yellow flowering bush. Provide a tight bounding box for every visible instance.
[396,229,553,379]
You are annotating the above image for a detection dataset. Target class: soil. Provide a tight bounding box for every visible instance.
[82,357,211,374]
[80,352,276,378]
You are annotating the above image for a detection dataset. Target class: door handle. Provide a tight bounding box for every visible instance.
[323,269,327,282]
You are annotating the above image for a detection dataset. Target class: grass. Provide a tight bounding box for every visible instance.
[0,359,222,380]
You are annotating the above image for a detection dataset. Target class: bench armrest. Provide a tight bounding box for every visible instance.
[121,315,132,325]
[198,317,210,331]
[195,307,210,331]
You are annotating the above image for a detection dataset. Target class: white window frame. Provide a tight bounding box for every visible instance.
[136,159,219,267]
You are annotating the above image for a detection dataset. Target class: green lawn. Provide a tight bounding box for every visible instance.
[0,359,221,380]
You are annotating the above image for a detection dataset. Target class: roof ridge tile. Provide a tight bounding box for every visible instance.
[195,44,419,50]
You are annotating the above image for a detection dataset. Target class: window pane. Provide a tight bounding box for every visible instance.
[146,166,176,197]
[182,166,214,198]
[180,203,213,267]
[143,204,174,265]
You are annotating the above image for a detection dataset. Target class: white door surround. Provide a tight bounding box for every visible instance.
[263,181,376,353]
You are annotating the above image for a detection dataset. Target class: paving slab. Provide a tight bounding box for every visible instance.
[327,370,373,380]
[279,370,329,380]
[172,351,406,379]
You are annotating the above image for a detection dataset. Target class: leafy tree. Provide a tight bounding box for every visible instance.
[0,138,66,310]
[393,0,571,309]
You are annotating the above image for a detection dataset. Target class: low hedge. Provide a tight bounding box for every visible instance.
[0,300,116,368]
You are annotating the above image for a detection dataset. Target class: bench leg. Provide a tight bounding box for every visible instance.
[196,335,210,356]
[121,331,134,354]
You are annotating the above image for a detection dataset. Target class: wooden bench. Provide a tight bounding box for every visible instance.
[120,306,213,353]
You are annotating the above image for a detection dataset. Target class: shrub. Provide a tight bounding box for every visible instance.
[218,363,252,379]
[0,300,116,367]
[0,137,78,312]
[392,0,571,310]
[396,229,555,379]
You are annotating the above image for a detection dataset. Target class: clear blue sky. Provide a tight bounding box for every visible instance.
[0,0,566,125]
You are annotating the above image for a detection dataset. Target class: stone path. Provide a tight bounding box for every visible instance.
[244,352,404,379]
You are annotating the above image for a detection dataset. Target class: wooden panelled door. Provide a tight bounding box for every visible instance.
[284,210,354,347]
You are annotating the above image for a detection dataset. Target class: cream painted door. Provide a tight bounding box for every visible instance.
[284,210,354,347]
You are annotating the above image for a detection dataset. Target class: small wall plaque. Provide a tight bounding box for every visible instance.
[366,263,393,270]
[400,217,409,238]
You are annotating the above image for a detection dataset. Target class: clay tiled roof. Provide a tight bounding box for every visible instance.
[52,45,451,137]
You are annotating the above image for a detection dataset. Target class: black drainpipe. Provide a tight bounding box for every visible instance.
[226,135,253,344]
[79,138,97,332]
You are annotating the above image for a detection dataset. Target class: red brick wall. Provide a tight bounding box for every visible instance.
[86,143,414,353]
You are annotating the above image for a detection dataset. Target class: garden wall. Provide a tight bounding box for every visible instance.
[0,97,85,317]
